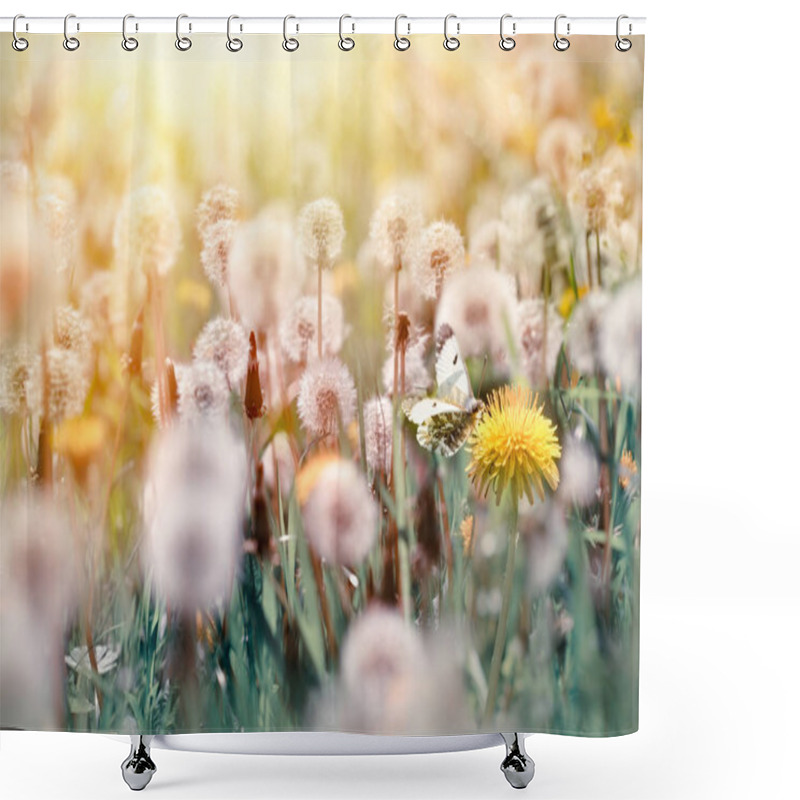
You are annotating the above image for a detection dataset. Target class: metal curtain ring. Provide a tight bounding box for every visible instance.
[283,15,299,51]
[443,14,460,51]
[499,13,515,51]
[122,14,138,51]
[63,14,80,51]
[615,14,632,51]
[394,15,410,51]
[338,14,355,50]
[12,14,29,51]
[176,14,192,51]
[553,14,570,51]
[227,15,243,51]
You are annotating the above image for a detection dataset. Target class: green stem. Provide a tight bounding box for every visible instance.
[483,496,519,724]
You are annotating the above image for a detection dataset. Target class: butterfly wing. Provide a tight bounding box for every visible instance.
[418,411,476,457]
[435,327,472,406]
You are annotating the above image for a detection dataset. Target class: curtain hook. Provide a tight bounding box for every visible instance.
[499,14,515,51]
[12,14,29,51]
[227,15,243,51]
[615,15,632,51]
[553,14,570,51]
[122,14,139,51]
[443,14,460,51]
[394,15,410,51]
[176,14,192,51]
[338,14,355,51]
[283,15,299,51]
[63,13,80,51]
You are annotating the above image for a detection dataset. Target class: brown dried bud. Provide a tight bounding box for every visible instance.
[128,308,144,376]
[244,331,264,420]
[163,358,180,423]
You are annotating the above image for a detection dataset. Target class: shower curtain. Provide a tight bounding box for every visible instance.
[0,31,643,739]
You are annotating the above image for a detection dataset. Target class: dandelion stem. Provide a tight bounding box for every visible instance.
[436,473,453,586]
[595,229,603,288]
[585,231,593,289]
[310,551,338,662]
[484,496,519,724]
[317,261,323,360]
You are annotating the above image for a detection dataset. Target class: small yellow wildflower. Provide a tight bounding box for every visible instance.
[619,449,638,490]
[558,284,589,319]
[467,384,561,505]
[459,515,475,557]
[53,415,107,485]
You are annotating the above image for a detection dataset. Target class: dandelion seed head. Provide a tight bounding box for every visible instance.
[25,347,90,422]
[339,607,426,729]
[369,194,423,272]
[301,458,378,565]
[412,221,465,299]
[113,186,181,277]
[569,162,626,233]
[469,219,505,268]
[227,211,297,330]
[280,294,346,364]
[178,360,230,423]
[37,191,77,275]
[0,342,35,415]
[436,267,517,364]
[535,118,587,192]
[196,184,239,237]
[558,435,600,507]
[362,396,394,476]
[199,219,237,289]
[468,384,561,504]
[297,357,356,441]
[521,499,568,594]
[599,279,641,393]
[143,422,246,611]
[566,289,611,375]
[193,317,249,386]
[298,198,345,267]
[516,299,563,387]
[54,305,92,364]
[79,271,114,338]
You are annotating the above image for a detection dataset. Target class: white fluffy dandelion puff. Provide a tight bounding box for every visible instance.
[279,294,346,364]
[113,186,181,277]
[412,220,466,299]
[566,289,611,375]
[369,194,423,273]
[599,278,641,393]
[193,317,249,386]
[298,198,345,269]
[199,219,237,290]
[227,211,297,331]
[516,298,563,387]
[362,396,394,476]
[297,357,356,442]
[143,422,246,611]
[196,184,239,236]
[0,343,36,415]
[177,360,230,423]
[301,458,378,565]
[25,347,90,422]
[521,500,568,594]
[37,190,77,275]
[435,267,517,363]
[558,435,600,507]
[54,305,93,366]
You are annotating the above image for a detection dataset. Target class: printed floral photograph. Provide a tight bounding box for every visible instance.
[0,34,643,737]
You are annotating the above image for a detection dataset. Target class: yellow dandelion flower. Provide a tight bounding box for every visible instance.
[619,449,638,490]
[467,385,561,505]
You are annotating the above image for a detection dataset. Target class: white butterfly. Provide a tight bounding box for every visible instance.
[403,324,484,457]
